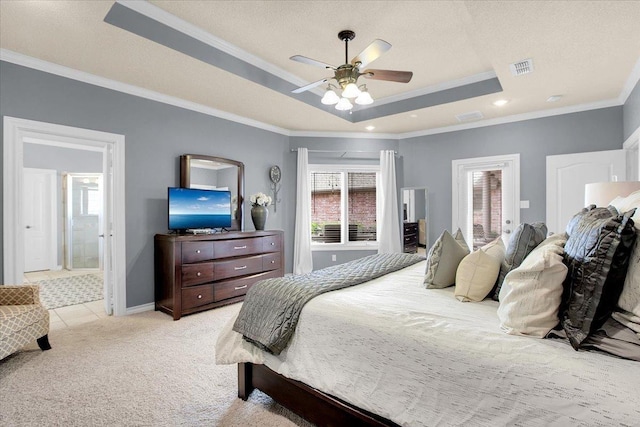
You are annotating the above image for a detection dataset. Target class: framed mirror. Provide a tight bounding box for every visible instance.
[180,154,245,231]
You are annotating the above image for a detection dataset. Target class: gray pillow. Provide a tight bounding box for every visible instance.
[424,229,470,289]
[492,222,547,300]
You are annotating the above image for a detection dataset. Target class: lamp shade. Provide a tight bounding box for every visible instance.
[584,181,640,207]
[321,88,339,105]
[341,83,361,98]
[335,97,353,111]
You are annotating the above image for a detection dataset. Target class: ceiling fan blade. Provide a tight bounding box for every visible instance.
[292,78,330,94]
[351,39,391,69]
[290,55,336,70]
[362,69,413,83]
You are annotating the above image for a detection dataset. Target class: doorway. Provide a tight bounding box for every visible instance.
[452,154,520,249]
[3,116,126,316]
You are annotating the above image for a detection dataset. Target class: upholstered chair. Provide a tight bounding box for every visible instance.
[0,285,51,360]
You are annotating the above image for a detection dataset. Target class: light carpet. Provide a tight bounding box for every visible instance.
[37,273,104,310]
[0,303,313,427]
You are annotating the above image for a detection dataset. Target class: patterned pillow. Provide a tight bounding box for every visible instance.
[492,222,548,300]
[560,206,637,350]
[424,229,470,289]
[497,233,568,337]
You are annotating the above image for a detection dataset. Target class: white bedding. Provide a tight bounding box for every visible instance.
[216,261,640,426]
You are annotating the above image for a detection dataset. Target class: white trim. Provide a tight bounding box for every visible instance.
[0,49,633,140]
[116,0,321,95]
[620,56,640,104]
[623,126,640,150]
[3,117,127,316]
[0,49,290,137]
[451,154,520,245]
[371,71,498,107]
[401,99,620,139]
[125,302,155,315]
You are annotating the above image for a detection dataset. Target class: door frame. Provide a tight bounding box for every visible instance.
[452,153,520,246]
[23,168,58,272]
[3,116,127,316]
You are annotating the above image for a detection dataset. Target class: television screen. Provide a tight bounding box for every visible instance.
[168,187,232,230]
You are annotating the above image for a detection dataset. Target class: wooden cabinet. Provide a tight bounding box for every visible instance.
[154,230,284,320]
[403,222,418,254]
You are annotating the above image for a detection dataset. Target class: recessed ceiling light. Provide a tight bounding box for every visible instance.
[492,99,509,107]
[410,114,418,118]
[365,125,375,131]
[546,95,563,103]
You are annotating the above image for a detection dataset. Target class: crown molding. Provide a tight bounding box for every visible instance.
[620,56,640,104]
[0,49,631,142]
[116,0,318,94]
[371,70,498,107]
[398,98,621,139]
[0,49,291,137]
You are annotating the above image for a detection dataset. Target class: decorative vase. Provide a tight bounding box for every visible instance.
[251,205,268,230]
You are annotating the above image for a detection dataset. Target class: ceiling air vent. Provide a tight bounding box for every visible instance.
[510,58,534,76]
[456,111,484,123]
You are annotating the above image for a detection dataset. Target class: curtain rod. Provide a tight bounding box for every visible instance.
[290,148,398,154]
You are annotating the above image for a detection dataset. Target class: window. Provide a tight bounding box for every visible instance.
[310,165,379,248]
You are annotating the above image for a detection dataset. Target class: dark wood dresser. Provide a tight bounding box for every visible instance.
[403,222,418,253]
[154,230,284,320]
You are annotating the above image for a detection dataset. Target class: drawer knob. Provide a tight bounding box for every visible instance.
[196,250,201,254]
[234,265,247,270]
[234,245,247,250]
[270,242,275,246]
[271,260,275,264]
[196,272,201,276]
[234,285,248,290]
[197,294,202,299]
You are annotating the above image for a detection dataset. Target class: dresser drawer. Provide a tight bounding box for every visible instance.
[262,252,281,271]
[214,255,263,280]
[182,285,214,310]
[182,242,214,264]
[181,263,214,287]
[214,270,283,302]
[262,234,282,252]
[214,238,262,258]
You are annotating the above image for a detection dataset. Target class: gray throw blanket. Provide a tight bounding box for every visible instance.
[233,253,424,355]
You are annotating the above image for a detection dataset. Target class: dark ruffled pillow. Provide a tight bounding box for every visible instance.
[492,222,547,301]
[560,206,637,350]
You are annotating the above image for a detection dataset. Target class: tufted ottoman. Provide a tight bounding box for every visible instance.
[0,285,51,360]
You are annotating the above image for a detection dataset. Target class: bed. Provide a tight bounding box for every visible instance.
[216,259,640,426]
[217,189,640,426]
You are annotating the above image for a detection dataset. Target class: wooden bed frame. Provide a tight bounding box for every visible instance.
[238,362,399,427]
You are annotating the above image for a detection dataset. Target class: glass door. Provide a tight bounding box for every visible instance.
[65,174,103,270]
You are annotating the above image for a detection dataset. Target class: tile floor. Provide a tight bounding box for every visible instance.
[24,269,107,330]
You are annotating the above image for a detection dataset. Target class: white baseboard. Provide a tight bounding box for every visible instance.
[125,302,155,315]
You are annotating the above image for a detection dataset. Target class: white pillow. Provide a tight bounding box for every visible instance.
[497,233,568,338]
[610,190,640,319]
[454,249,501,302]
[424,229,470,289]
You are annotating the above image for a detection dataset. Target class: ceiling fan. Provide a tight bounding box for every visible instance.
[290,30,413,110]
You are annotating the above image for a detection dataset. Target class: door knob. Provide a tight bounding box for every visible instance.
[26,225,32,229]
[505,229,511,234]
[505,220,511,225]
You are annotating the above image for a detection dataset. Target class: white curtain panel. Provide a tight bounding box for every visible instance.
[293,147,313,274]
[377,150,402,253]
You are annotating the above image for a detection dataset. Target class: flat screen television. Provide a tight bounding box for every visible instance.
[168,187,232,231]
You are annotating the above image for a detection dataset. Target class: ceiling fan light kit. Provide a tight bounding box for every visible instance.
[291,30,413,112]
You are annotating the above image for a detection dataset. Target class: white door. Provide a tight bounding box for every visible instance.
[546,149,626,235]
[24,168,57,272]
[452,154,520,250]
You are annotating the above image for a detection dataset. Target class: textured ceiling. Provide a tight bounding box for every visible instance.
[1,1,639,136]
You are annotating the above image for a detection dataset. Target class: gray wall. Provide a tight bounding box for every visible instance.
[624,78,640,141]
[1,61,291,307]
[400,107,624,247]
[0,60,630,308]
[23,143,103,267]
